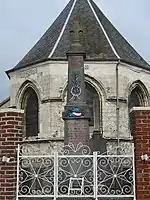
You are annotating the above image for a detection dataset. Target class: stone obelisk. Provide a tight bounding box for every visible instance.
[63,22,90,147]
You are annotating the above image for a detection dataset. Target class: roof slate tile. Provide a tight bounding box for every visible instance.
[10,0,150,71]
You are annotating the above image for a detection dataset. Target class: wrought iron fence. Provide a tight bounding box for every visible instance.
[16,143,136,199]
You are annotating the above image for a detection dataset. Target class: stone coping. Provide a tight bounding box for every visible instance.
[0,108,24,113]
[130,107,150,113]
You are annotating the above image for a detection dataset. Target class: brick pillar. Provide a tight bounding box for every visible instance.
[130,107,150,200]
[0,108,24,200]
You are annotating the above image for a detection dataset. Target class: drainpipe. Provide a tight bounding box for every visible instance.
[116,59,121,146]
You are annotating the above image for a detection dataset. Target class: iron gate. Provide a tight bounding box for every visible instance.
[16,143,136,199]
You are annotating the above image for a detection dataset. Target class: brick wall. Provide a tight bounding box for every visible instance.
[0,108,24,200]
[130,107,150,200]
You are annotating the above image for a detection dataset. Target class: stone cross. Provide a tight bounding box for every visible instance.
[70,20,83,46]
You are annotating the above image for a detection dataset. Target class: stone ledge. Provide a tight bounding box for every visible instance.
[22,137,64,143]
[106,96,127,103]
[22,136,133,143]
[104,137,133,142]
[41,97,63,103]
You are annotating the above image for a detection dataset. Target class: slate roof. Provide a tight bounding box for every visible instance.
[8,0,150,72]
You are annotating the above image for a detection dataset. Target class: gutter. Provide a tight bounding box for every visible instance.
[116,59,121,146]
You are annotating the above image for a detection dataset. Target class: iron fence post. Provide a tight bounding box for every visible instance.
[93,151,97,200]
[16,144,20,200]
[132,143,136,200]
[54,151,58,200]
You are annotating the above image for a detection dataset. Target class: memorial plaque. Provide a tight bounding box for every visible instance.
[65,120,89,146]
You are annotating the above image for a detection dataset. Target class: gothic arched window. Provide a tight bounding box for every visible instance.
[85,82,101,130]
[128,84,148,134]
[128,86,145,110]
[21,87,39,137]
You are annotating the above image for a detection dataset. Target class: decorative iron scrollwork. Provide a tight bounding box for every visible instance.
[17,143,135,199]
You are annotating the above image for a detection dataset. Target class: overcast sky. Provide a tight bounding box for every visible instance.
[0,0,150,101]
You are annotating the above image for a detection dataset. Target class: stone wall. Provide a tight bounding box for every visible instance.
[130,107,150,200]
[8,60,150,145]
[0,108,24,200]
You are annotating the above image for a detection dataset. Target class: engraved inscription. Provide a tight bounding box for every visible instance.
[19,68,37,78]
[67,120,89,144]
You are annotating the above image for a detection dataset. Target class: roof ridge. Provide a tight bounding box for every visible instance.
[49,0,77,58]
[87,0,120,60]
